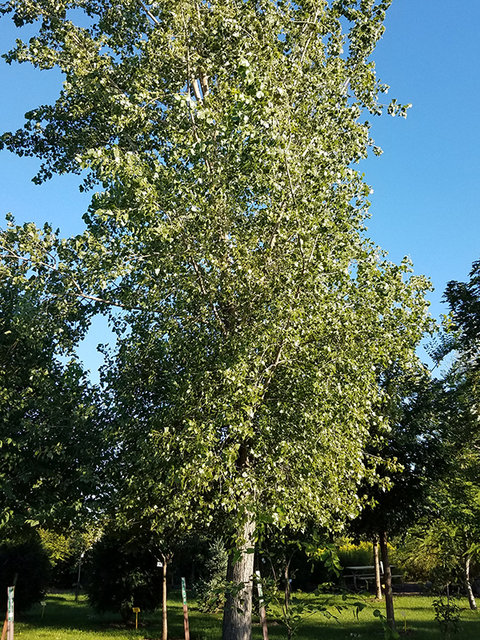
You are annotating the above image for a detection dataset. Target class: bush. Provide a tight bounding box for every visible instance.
[0,538,50,613]
[395,525,467,584]
[337,542,374,568]
[85,530,162,621]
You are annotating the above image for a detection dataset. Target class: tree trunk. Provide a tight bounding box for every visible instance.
[222,519,255,640]
[373,537,383,600]
[162,555,168,640]
[379,531,396,633]
[465,555,477,610]
[284,555,291,614]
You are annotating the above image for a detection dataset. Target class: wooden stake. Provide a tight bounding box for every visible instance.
[255,570,269,640]
[1,614,7,640]
[7,587,14,640]
[181,578,190,640]
[373,537,383,600]
[379,531,396,634]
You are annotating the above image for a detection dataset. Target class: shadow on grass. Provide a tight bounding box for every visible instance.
[18,592,185,637]
[14,591,480,640]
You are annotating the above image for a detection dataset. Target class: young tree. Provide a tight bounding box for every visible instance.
[1,1,431,637]
[85,526,164,622]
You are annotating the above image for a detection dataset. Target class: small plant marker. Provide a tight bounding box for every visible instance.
[181,578,190,640]
[132,607,140,630]
[40,602,46,619]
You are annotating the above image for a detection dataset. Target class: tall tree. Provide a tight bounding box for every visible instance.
[0,1,431,637]
[432,259,480,608]
[391,262,480,613]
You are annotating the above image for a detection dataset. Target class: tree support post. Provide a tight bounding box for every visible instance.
[373,537,383,600]
[379,531,396,633]
[255,570,269,640]
[181,578,190,640]
[7,587,14,640]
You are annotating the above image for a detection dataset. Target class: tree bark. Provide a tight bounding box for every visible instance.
[465,555,477,610]
[379,531,396,633]
[162,554,168,640]
[373,537,383,600]
[222,519,256,640]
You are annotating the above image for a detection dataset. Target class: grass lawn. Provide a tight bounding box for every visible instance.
[11,589,480,640]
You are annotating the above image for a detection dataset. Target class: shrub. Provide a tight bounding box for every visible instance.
[337,542,374,568]
[336,540,397,570]
[0,538,50,613]
[85,530,162,621]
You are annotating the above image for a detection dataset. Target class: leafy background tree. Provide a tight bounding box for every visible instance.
[0,248,103,536]
[412,259,480,610]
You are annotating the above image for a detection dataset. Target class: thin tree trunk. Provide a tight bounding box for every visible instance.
[465,555,477,610]
[379,530,396,633]
[373,537,383,600]
[284,555,291,614]
[222,519,255,640]
[162,554,168,640]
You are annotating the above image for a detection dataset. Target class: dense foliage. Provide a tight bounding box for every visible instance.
[0,257,103,534]
[0,538,50,613]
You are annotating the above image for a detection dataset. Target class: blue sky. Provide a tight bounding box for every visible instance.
[1,0,479,381]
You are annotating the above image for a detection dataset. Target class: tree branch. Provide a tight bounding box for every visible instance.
[0,246,144,312]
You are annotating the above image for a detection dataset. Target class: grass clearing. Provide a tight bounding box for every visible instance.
[10,590,480,639]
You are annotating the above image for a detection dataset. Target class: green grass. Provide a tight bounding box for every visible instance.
[10,590,480,640]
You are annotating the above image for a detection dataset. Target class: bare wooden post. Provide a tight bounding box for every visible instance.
[181,577,190,640]
[255,570,269,640]
[1,614,7,640]
[373,537,383,600]
[379,531,396,633]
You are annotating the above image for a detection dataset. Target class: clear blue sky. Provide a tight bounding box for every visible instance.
[1,0,479,381]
